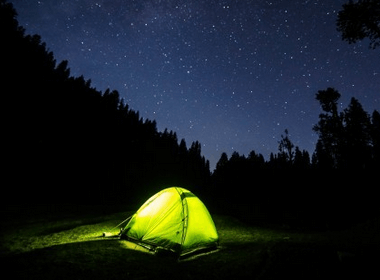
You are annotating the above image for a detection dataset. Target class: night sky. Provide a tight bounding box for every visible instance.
[12,0,380,169]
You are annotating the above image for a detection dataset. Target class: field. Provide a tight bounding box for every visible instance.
[1,205,379,279]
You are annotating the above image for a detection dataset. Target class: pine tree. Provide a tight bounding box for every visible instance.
[370,110,380,168]
[216,152,229,171]
[278,129,295,165]
[313,88,343,168]
[341,97,372,169]
[337,0,380,49]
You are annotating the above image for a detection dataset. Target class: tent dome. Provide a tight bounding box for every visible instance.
[120,187,219,256]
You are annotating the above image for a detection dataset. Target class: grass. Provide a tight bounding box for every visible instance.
[1,204,379,279]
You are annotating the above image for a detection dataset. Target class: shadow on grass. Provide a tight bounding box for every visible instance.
[257,240,380,280]
[1,236,269,280]
[3,239,161,280]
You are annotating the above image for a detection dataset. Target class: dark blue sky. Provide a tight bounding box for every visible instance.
[12,0,380,169]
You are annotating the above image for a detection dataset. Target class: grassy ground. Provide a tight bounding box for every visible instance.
[1,205,379,279]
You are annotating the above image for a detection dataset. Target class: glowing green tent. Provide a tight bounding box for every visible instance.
[120,187,219,256]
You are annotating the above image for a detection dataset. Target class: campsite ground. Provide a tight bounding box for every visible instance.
[1,204,379,280]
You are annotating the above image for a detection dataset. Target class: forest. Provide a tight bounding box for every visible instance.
[2,0,379,229]
[2,0,210,206]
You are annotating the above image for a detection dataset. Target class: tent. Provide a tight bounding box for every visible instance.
[120,187,219,256]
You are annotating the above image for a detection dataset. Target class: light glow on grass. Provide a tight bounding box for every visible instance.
[3,208,379,279]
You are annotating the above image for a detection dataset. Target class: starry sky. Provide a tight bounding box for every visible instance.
[12,0,380,170]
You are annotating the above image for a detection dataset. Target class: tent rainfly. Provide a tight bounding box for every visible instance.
[120,187,219,256]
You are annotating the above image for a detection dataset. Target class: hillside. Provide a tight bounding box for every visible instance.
[1,0,210,205]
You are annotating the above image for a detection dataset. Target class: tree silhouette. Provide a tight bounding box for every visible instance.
[313,88,343,169]
[247,150,265,169]
[293,147,311,170]
[215,152,228,171]
[337,0,380,49]
[371,110,380,169]
[341,97,372,169]
[313,89,377,170]
[278,129,295,165]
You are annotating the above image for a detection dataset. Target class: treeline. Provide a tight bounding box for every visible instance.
[2,1,210,206]
[210,88,380,228]
[313,88,380,170]
[212,88,380,175]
